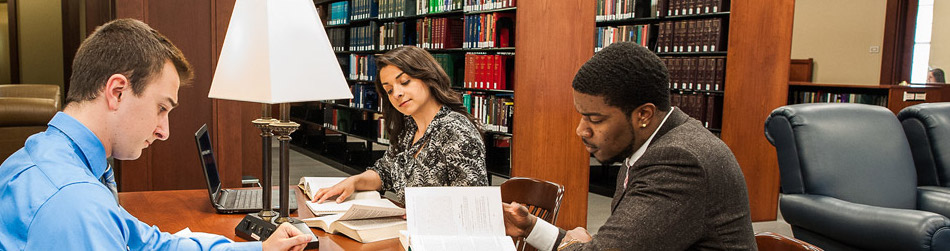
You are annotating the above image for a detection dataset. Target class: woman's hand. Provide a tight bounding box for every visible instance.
[311,178,357,204]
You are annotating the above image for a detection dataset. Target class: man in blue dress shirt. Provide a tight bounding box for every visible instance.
[0,19,311,251]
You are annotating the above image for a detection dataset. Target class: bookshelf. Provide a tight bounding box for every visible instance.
[788,81,950,114]
[595,0,729,134]
[592,0,799,222]
[292,0,519,178]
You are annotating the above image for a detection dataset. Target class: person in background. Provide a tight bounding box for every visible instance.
[311,46,488,204]
[502,42,757,250]
[928,68,945,83]
[0,19,311,251]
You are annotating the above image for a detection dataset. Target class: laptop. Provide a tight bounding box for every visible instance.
[194,124,297,214]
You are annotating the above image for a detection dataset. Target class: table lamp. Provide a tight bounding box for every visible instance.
[208,0,352,244]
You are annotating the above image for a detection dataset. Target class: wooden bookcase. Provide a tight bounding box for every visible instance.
[592,0,797,222]
[788,81,950,114]
[292,0,520,177]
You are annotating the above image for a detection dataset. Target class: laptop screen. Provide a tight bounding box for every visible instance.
[194,124,222,198]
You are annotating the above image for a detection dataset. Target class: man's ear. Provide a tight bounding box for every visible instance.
[104,74,129,111]
[630,103,657,128]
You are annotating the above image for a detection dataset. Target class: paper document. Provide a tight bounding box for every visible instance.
[405,187,516,251]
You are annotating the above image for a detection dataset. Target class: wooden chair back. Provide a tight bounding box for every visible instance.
[755,232,823,251]
[501,177,565,251]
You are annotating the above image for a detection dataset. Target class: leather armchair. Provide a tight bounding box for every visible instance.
[0,84,61,161]
[765,103,950,251]
[898,103,950,187]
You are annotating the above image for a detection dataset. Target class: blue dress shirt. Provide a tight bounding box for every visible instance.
[0,112,261,250]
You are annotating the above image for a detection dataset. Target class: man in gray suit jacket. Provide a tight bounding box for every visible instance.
[502,42,756,250]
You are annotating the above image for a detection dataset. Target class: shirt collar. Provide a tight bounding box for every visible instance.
[624,107,676,167]
[47,112,109,178]
[405,105,452,131]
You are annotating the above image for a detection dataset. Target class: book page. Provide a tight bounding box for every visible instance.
[405,187,506,237]
[338,203,406,220]
[298,177,382,201]
[305,198,403,218]
[410,235,516,251]
[298,177,345,199]
[335,217,406,231]
[301,214,342,230]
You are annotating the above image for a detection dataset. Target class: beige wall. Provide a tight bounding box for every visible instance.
[791,0,887,85]
[1,3,10,84]
[17,0,63,86]
[932,0,949,72]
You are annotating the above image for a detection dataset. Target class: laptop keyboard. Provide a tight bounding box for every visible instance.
[225,189,296,210]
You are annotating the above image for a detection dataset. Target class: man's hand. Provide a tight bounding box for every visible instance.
[311,178,356,204]
[564,227,592,243]
[262,223,312,251]
[503,202,537,238]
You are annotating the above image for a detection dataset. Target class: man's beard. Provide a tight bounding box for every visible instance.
[594,123,637,166]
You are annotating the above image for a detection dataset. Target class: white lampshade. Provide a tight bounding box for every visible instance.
[209,0,353,104]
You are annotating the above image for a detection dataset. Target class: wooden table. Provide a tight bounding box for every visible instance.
[118,188,403,250]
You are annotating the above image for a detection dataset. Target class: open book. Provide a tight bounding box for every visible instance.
[405,187,517,251]
[298,177,381,202]
[298,177,407,243]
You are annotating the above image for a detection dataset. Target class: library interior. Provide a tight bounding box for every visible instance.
[0,0,949,250]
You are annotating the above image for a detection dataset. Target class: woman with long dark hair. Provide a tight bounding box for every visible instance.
[312,46,487,203]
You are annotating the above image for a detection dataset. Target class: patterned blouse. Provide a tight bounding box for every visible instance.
[368,105,488,203]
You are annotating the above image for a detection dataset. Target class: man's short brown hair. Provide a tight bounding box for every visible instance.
[65,18,193,105]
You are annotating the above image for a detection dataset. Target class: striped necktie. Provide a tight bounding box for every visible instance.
[623,161,631,191]
[100,164,118,202]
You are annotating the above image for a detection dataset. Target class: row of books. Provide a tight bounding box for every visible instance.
[595,25,650,52]
[349,84,380,111]
[462,93,513,133]
[788,91,888,106]
[660,56,725,92]
[379,0,417,19]
[595,0,643,21]
[671,91,722,129]
[350,24,379,51]
[432,53,465,88]
[417,0,463,15]
[655,18,724,53]
[415,17,464,49]
[464,54,511,90]
[378,21,414,51]
[328,28,348,51]
[351,0,380,20]
[328,1,350,25]
[463,0,517,12]
[320,106,383,139]
[464,13,515,49]
[349,54,378,81]
[660,0,727,17]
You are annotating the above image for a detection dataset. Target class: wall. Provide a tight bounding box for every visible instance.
[931,0,949,71]
[0,3,10,84]
[790,0,887,85]
[17,0,63,86]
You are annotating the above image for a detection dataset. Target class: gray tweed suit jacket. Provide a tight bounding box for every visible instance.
[558,108,756,251]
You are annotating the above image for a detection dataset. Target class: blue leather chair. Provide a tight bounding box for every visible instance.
[898,102,950,218]
[765,103,950,251]
[898,103,950,187]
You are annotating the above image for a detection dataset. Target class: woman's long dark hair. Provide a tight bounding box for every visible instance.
[375,46,481,152]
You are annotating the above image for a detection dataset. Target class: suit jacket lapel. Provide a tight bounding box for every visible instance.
[610,108,688,213]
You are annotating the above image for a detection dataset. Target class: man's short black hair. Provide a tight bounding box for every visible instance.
[572,42,671,116]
